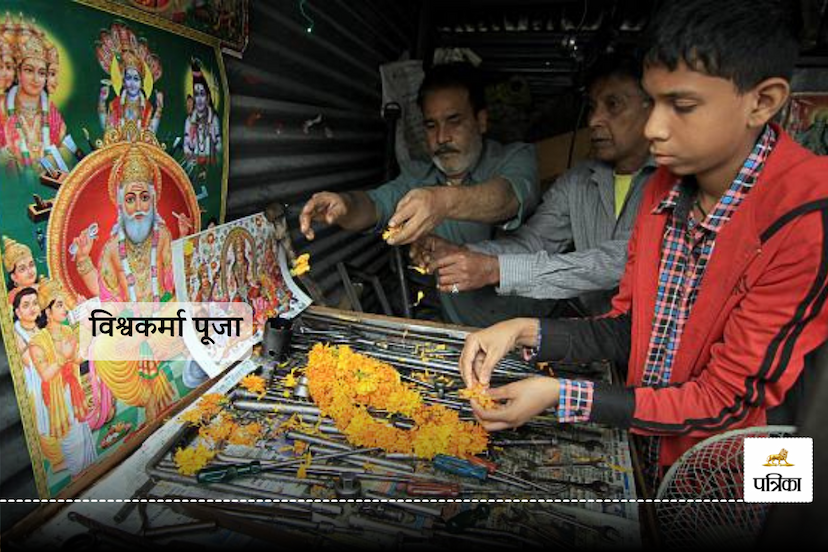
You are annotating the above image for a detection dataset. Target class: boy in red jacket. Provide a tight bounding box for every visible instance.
[461,0,828,492]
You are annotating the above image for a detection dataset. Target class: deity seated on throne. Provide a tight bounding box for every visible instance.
[48,128,200,422]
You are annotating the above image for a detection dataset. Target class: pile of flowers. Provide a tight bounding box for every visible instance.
[305,343,488,459]
[291,253,311,277]
[174,392,266,475]
[459,384,499,410]
[240,374,267,399]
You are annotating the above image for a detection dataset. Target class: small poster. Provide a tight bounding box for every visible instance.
[172,213,312,374]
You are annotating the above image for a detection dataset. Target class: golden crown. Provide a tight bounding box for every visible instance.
[16,33,47,65]
[120,49,144,78]
[2,235,32,273]
[37,277,66,311]
[0,36,12,59]
[107,143,162,205]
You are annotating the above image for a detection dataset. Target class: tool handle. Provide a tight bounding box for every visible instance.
[196,460,262,484]
[466,456,498,475]
[404,482,460,497]
[433,454,488,481]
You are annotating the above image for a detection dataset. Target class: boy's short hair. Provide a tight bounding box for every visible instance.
[644,0,802,92]
[417,62,486,114]
[584,51,646,95]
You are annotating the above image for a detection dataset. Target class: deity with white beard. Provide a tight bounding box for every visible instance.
[71,144,190,302]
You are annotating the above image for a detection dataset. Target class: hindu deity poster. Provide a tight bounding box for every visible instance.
[172,213,312,376]
[100,0,249,57]
[0,0,229,498]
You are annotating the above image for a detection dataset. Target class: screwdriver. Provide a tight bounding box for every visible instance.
[432,454,488,481]
[518,472,612,495]
[404,481,462,497]
[196,446,381,484]
[464,456,556,493]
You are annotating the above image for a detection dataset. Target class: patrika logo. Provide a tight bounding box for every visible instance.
[763,448,794,466]
[744,437,812,503]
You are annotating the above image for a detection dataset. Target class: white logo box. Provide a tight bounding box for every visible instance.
[743,437,813,503]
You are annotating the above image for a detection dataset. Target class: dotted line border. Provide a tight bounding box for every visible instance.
[0,498,749,503]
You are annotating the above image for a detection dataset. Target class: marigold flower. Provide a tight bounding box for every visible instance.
[305,344,487,458]
[240,374,267,399]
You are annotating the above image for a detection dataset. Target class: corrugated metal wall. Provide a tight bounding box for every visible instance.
[226,0,420,308]
[0,0,419,532]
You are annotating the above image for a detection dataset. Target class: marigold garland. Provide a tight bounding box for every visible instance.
[305,344,488,459]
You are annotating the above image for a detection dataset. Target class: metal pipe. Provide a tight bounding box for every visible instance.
[348,515,432,540]
[308,445,415,473]
[146,466,342,516]
[234,400,320,416]
[363,491,443,518]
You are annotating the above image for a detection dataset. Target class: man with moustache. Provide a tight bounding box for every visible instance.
[299,62,541,326]
[418,54,656,316]
[72,144,190,302]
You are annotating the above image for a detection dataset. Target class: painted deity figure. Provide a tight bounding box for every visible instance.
[0,35,14,104]
[1,31,76,174]
[45,41,59,96]
[183,59,221,164]
[3,235,38,305]
[229,237,256,301]
[71,143,190,422]
[29,279,98,478]
[12,286,66,473]
[99,50,163,139]
[72,144,190,302]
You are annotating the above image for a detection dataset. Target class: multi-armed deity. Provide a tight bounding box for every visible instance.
[96,22,164,140]
[0,14,77,175]
[49,127,200,424]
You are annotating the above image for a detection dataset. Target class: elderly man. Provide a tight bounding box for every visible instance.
[72,144,190,302]
[299,62,543,327]
[418,54,655,315]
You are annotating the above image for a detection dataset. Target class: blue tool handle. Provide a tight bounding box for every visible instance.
[433,454,487,481]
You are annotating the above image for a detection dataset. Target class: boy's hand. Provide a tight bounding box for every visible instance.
[459,318,537,387]
[471,377,560,431]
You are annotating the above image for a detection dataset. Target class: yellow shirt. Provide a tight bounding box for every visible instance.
[613,172,634,218]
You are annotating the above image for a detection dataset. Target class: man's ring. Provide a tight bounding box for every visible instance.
[451,283,460,294]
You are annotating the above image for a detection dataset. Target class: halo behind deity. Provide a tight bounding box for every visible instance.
[47,129,200,300]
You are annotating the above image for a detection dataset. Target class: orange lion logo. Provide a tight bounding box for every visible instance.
[764,448,794,466]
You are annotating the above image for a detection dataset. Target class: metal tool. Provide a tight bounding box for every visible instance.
[530,509,622,542]
[196,446,381,483]
[358,504,405,523]
[519,473,612,496]
[348,515,433,540]
[334,473,362,498]
[541,457,610,470]
[465,456,558,493]
[363,490,443,517]
[491,437,605,451]
[433,454,488,481]
[404,481,461,497]
[446,504,491,533]
[67,512,160,550]
[112,478,156,524]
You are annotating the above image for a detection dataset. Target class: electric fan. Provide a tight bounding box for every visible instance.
[655,425,797,549]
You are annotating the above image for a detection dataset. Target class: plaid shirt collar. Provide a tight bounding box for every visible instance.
[652,125,777,231]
